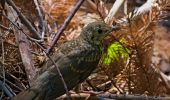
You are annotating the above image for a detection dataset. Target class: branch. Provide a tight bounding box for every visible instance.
[36,42,71,100]
[15,30,37,83]
[5,0,41,39]
[0,24,13,32]
[0,80,15,98]
[3,3,38,83]
[104,0,125,24]
[58,93,170,100]
[98,93,170,100]
[0,75,24,91]
[46,0,85,53]
[2,14,43,43]
[34,0,45,40]
[13,41,71,100]
[134,0,157,17]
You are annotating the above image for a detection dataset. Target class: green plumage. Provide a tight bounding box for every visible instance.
[14,22,113,100]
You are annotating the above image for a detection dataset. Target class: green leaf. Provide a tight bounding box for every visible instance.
[102,39,130,65]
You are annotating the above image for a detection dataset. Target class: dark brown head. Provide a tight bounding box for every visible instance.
[81,22,115,45]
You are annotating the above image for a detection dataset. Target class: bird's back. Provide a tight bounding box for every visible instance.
[33,38,103,99]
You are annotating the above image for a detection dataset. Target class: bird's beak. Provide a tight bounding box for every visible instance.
[111,25,120,32]
[107,25,120,35]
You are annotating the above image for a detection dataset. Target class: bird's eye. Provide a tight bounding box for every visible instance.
[97,29,103,34]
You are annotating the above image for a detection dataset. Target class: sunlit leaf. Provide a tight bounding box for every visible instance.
[102,39,130,65]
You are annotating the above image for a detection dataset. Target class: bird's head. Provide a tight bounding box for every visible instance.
[81,22,115,45]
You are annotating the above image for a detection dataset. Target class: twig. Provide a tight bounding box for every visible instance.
[33,0,45,40]
[96,80,111,90]
[5,0,41,39]
[35,42,71,100]
[86,0,97,11]
[98,93,170,100]
[8,19,71,99]
[0,24,13,32]
[133,0,157,17]
[46,0,85,54]
[0,80,15,98]
[104,0,125,24]
[0,27,6,99]
[2,14,44,43]
[4,81,16,97]
[124,0,128,15]
[86,79,101,91]
[151,63,170,90]
[0,75,23,91]
[162,74,170,89]
[6,72,26,90]
[15,30,37,83]
[99,66,123,94]
[58,93,170,100]
[96,0,104,21]
[2,7,38,83]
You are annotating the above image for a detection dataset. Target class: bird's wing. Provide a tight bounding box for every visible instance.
[35,41,101,98]
[42,40,101,72]
[43,40,101,81]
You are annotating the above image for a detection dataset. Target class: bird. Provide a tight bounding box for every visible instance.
[13,22,116,100]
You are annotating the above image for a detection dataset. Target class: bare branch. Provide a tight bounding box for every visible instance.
[5,0,41,39]
[36,42,71,100]
[2,3,38,83]
[104,0,125,24]
[46,0,85,54]
[13,41,72,100]
[15,30,37,83]
[0,24,13,32]
[34,0,45,40]
[134,0,157,16]
[58,93,170,100]
[98,93,170,100]
[2,14,43,43]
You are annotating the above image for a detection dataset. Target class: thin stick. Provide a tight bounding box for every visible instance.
[98,93,170,100]
[2,14,43,43]
[46,0,85,54]
[0,27,6,99]
[0,76,23,91]
[0,24,13,32]
[6,0,41,39]
[2,14,39,83]
[34,0,45,40]
[36,42,71,100]
[104,0,125,24]
[58,93,170,100]
[6,15,71,98]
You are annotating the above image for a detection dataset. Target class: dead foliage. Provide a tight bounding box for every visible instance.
[0,0,170,99]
